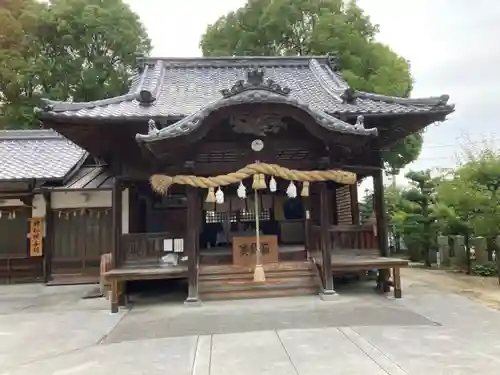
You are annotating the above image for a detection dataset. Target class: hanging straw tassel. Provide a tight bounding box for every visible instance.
[258,174,267,190]
[252,174,260,190]
[300,181,310,197]
[205,187,216,203]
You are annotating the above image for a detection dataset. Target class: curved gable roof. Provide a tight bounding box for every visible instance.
[37,56,454,121]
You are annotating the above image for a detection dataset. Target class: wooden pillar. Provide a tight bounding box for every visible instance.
[373,169,388,257]
[373,163,390,292]
[110,178,122,313]
[319,182,335,297]
[111,178,122,269]
[43,192,53,283]
[185,186,201,305]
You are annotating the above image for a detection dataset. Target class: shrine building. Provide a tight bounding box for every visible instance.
[0,56,454,312]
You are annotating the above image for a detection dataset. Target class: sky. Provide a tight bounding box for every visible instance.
[125,0,500,192]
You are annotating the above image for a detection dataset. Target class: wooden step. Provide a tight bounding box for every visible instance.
[199,261,322,301]
[199,275,318,292]
[199,269,314,281]
[202,286,319,301]
[200,261,312,275]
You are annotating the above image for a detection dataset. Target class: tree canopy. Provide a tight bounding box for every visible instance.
[437,148,500,241]
[200,0,422,171]
[0,0,151,129]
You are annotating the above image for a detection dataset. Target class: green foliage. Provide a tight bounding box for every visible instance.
[359,189,374,223]
[437,147,500,241]
[200,0,421,170]
[471,263,498,277]
[385,171,440,265]
[0,0,151,128]
[382,132,424,176]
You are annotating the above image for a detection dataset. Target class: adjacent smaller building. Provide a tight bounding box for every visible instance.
[0,130,120,284]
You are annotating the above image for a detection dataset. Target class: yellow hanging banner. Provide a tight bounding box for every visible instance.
[29,218,44,257]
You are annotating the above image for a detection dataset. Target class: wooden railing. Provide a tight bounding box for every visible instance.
[310,224,378,254]
[330,225,377,251]
[120,232,186,266]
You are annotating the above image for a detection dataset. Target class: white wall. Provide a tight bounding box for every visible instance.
[32,194,46,218]
[0,194,46,218]
[0,198,24,208]
[122,188,129,234]
[50,189,129,234]
[51,191,112,209]
[1,189,130,237]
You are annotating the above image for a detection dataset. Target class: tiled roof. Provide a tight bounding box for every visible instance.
[45,166,113,191]
[0,130,87,181]
[37,56,454,121]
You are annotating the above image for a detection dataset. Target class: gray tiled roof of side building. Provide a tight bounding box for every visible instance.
[0,130,87,181]
[38,56,453,120]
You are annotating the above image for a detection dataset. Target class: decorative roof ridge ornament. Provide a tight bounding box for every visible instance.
[326,52,341,72]
[147,119,160,136]
[341,88,454,108]
[220,68,291,99]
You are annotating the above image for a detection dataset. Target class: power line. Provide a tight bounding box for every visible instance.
[424,138,500,149]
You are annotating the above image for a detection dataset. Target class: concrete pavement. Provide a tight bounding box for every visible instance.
[1,277,500,375]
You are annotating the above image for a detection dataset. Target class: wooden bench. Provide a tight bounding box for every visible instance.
[100,254,188,313]
[330,253,407,298]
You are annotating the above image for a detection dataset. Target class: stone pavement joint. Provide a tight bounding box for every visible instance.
[2,280,500,374]
[192,335,211,375]
[340,327,409,375]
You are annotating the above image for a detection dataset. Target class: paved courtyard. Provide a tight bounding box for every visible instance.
[1,274,500,375]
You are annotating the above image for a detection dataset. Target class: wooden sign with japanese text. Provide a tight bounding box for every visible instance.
[29,218,43,257]
[232,235,278,266]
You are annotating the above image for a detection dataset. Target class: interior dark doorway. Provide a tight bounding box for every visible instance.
[199,178,307,265]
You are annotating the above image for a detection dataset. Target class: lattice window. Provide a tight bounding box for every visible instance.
[205,211,228,224]
[336,185,353,225]
[204,209,270,223]
[240,209,270,222]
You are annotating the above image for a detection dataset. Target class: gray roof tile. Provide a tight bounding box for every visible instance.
[38,56,454,121]
[45,166,113,191]
[0,130,87,181]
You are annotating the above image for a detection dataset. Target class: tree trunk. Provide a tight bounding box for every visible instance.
[465,234,471,275]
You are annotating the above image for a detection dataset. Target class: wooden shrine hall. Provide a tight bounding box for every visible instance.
[36,56,454,312]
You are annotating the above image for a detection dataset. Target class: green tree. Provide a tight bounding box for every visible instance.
[0,0,151,128]
[200,0,421,170]
[401,170,439,267]
[0,0,45,128]
[437,147,500,268]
